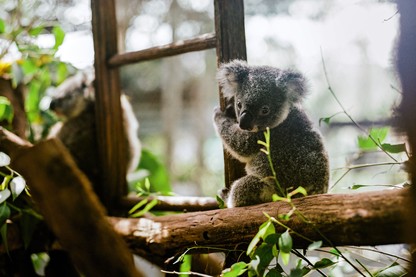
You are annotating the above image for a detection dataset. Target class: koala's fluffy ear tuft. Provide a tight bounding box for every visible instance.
[216,59,249,98]
[276,70,307,103]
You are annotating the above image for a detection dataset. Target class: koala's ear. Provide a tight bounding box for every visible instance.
[216,59,249,98]
[276,70,307,103]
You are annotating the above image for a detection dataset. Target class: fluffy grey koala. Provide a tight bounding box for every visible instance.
[48,72,141,189]
[214,60,329,208]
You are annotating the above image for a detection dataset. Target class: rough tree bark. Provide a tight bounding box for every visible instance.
[110,188,409,267]
[0,129,143,277]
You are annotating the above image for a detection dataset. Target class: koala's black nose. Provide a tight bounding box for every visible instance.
[239,111,254,130]
[49,100,57,111]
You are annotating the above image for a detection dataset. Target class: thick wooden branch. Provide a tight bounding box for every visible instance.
[111,189,410,266]
[9,139,143,277]
[108,33,216,67]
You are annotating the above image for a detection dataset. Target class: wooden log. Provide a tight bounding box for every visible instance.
[214,0,247,190]
[9,139,143,277]
[91,0,127,211]
[110,188,410,266]
[108,33,216,67]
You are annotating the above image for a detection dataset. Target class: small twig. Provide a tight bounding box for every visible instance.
[320,48,399,163]
[346,246,412,264]
[160,270,213,277]
[355,259,375,277]
[292,249,328,277]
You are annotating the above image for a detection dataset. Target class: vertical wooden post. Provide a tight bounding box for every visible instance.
[91,0,127,212]
[214,0,247,189]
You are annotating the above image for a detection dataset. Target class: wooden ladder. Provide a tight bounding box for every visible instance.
[91,0,247,212]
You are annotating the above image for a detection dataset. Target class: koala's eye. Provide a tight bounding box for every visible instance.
[236,100,242,110]
[260,105,270,116]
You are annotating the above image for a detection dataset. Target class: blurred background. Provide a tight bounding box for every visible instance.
[0,0,407,198]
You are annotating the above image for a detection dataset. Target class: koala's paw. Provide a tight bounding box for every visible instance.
[228,175,277,207]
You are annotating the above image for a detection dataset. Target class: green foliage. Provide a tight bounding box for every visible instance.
[0,96,13,126]
[0,152,42,253]
[0,1,76,141]
[130,148,171,194]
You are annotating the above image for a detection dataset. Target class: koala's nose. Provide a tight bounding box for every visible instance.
[239,111,254,130]
[49,100,57,111]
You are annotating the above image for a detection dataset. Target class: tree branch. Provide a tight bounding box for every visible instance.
[110,188,410,266]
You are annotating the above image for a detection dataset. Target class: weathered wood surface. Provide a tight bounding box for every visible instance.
[111,189,409,266]
[9,138,143,277]
[214,0,247,190]
[91,0,127,211]
[109,33,216,67]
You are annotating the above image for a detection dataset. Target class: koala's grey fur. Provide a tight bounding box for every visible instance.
[214,60,329,208]
[48,72,141,188]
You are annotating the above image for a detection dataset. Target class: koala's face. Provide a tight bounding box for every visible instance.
[49,73,94,119]
[50,87,88,119]
[217,60,306,132]
[234,70,291,132]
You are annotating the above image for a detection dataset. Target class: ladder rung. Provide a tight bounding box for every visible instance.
[109,33,216,67]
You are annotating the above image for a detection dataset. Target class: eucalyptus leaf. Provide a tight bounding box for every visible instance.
[0,203,10,226]
[0,19,5,34]
[314,258,336,269]
[278,230,292,253]
[381,143,407,154]
[52,25,65,50]
[0,152,11,167]
[222,261,248,277]
[10,176,26,200]
[307,240,322,251]
[0,189,11,204]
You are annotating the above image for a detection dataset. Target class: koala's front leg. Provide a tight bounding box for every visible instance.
[226,175,278,207]
[213,107,260,160]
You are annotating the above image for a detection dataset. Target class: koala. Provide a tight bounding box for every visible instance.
[214,60,329,208]
[48,72,141,189]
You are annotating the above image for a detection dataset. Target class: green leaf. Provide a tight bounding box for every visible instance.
[264,233,279,245]
[278,230,292,253]
[280,251,290,266]
[0,189,11,204]
[0,96,14,124]
[130,198,158,218]
[222,261,248,277]
[10,176,26,200]
[288,186,307,198]
[0,19,5,34]
[0,203,10,226]
[375,262,407,277]
[247,220,275,256]
[307,240,322,251]
[252,243,275,276]
[381,143,407,154]
[357,127,389,151]
[318,117,331,126]
[132,149,171,194]
[266,268,284,277]
[29,25,45,36]
[128,198,148,214]
[179,254,192,274]
[0,152,11,167]
[52,25,65,50]
[216,194,225,209]
[314,258,336,269]
[288,268,303,277]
